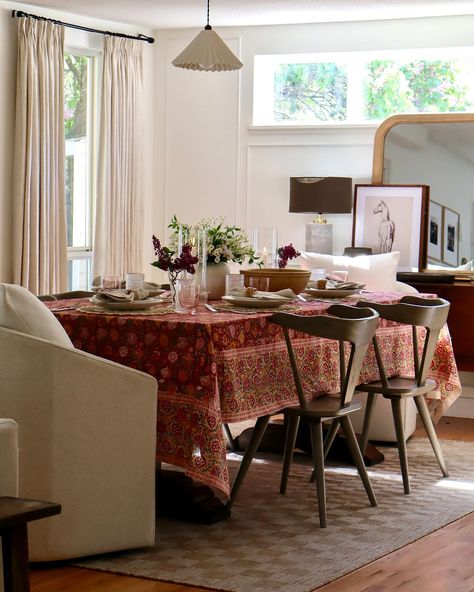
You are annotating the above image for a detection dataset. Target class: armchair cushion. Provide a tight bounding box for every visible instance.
[0,284,72,347]
[298,251,400,291]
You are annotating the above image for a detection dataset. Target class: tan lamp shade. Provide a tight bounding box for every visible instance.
[289,177,353,214]
[172,27,243,72]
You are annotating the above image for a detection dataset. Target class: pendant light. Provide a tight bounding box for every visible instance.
[172,0,243,72]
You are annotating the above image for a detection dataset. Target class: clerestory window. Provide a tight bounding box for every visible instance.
[253,47,474,126]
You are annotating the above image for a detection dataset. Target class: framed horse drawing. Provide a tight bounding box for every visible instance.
[352,184,429,271]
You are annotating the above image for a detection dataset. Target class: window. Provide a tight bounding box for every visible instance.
[253,48,474,126]
[64,51,97,290]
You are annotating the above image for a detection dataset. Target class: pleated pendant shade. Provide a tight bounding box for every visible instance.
[171,1,243,72]
[172,27,243,71]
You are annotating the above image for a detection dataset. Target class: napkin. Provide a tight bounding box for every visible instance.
[307,280,365,290]
[94,289,150,303]
[229,287,296,300]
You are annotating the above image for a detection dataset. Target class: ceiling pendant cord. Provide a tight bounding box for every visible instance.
[205,0,211,30]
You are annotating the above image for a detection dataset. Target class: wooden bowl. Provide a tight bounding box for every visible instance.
[240,268,311,294]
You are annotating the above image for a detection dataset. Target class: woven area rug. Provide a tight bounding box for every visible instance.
[74,438,474,592]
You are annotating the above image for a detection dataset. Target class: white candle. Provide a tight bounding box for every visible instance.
[262,247,268,267]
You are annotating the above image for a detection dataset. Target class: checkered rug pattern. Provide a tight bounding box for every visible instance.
[74,438,474,592]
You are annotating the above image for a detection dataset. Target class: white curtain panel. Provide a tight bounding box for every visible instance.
[12,18,67,295]
[94,37,144,279]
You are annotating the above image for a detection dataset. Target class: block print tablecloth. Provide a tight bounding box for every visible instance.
[49,292,461,496]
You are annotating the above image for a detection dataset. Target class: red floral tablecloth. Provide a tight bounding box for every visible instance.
[48,291,461,496]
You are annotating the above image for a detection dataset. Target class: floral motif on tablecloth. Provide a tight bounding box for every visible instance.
[48,293,461,497]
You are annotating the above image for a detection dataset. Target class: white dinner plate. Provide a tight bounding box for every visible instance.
[90,295,164,311]
[303,288,360,299]
[221,295,291,308]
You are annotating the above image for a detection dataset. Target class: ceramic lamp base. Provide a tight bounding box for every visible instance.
[305,223,332,254]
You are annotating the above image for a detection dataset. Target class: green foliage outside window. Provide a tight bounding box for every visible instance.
[64,54,88,140]
[268,57,474,124]
[274,63,347,122]
[364,59,474,120]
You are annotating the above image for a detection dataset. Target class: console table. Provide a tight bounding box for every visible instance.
[406,281,474,371]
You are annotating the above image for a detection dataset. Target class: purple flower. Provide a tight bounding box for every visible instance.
[151,235,199,278]
[277,243,301,269]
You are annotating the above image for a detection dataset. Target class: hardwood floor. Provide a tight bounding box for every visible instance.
[30,416,474,592]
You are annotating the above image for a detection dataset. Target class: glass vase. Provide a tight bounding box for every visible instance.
[252,228,278,268]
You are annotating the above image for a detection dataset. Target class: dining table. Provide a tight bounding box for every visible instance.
[46,291,461,498]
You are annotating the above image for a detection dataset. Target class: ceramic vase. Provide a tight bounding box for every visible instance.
[205,262,230,300]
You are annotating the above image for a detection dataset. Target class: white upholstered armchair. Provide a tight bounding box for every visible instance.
[0,284,158,561]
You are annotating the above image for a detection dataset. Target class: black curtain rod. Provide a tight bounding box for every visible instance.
[12,9,155,44]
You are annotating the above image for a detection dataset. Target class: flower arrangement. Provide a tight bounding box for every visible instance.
[169,215,260,266]
[277,243,301,268]
[151,235,199,286]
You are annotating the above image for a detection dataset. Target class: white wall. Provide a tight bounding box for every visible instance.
[0,1,155,283]
[153,14,474,259]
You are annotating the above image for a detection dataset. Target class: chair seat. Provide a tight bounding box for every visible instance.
[284,396,362,419]
[356,377,436,397]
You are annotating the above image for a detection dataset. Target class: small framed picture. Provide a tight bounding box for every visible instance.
[427,200,442,262]
[442,206,460,267]
[352,184,429,271]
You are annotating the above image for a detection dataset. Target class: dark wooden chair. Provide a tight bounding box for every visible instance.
[38,291,94,302]
[355,295,450,494]
[52,290,95,299]
[0,497,61,592]
[229,304,380,528]
[343,246,373,257]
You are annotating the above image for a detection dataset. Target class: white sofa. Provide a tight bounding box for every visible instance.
[0,284,158,561]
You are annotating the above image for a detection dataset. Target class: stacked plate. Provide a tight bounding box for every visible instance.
[90,291,165,311]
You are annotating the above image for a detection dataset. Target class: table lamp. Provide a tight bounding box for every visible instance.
[289,177,353,254]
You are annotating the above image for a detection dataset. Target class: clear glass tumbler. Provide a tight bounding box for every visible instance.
[177,279,201,314]
[225,274,245,295]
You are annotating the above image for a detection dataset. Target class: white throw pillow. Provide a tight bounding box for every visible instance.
[0,283,73,347]
[298,251,400,291]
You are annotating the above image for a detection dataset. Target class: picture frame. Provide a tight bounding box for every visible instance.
[427,200,443,262]
[442,206,460,267]
[352,184,429,271]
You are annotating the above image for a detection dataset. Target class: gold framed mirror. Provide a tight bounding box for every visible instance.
[372,113,474,271]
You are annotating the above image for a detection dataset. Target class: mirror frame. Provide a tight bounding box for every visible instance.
[372,112,474,183]
[372,112,474,271]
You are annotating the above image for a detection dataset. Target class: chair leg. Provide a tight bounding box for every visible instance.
[414,395,449,478]
[310,418,339,483]
[309,419,327,528]
[339,415,377,507]
[323,418,340,458]
[390,396,410,494]
[223,423,237,451]
[280,414,300,494]
[228,415,270,507]
[360,392,377,455]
